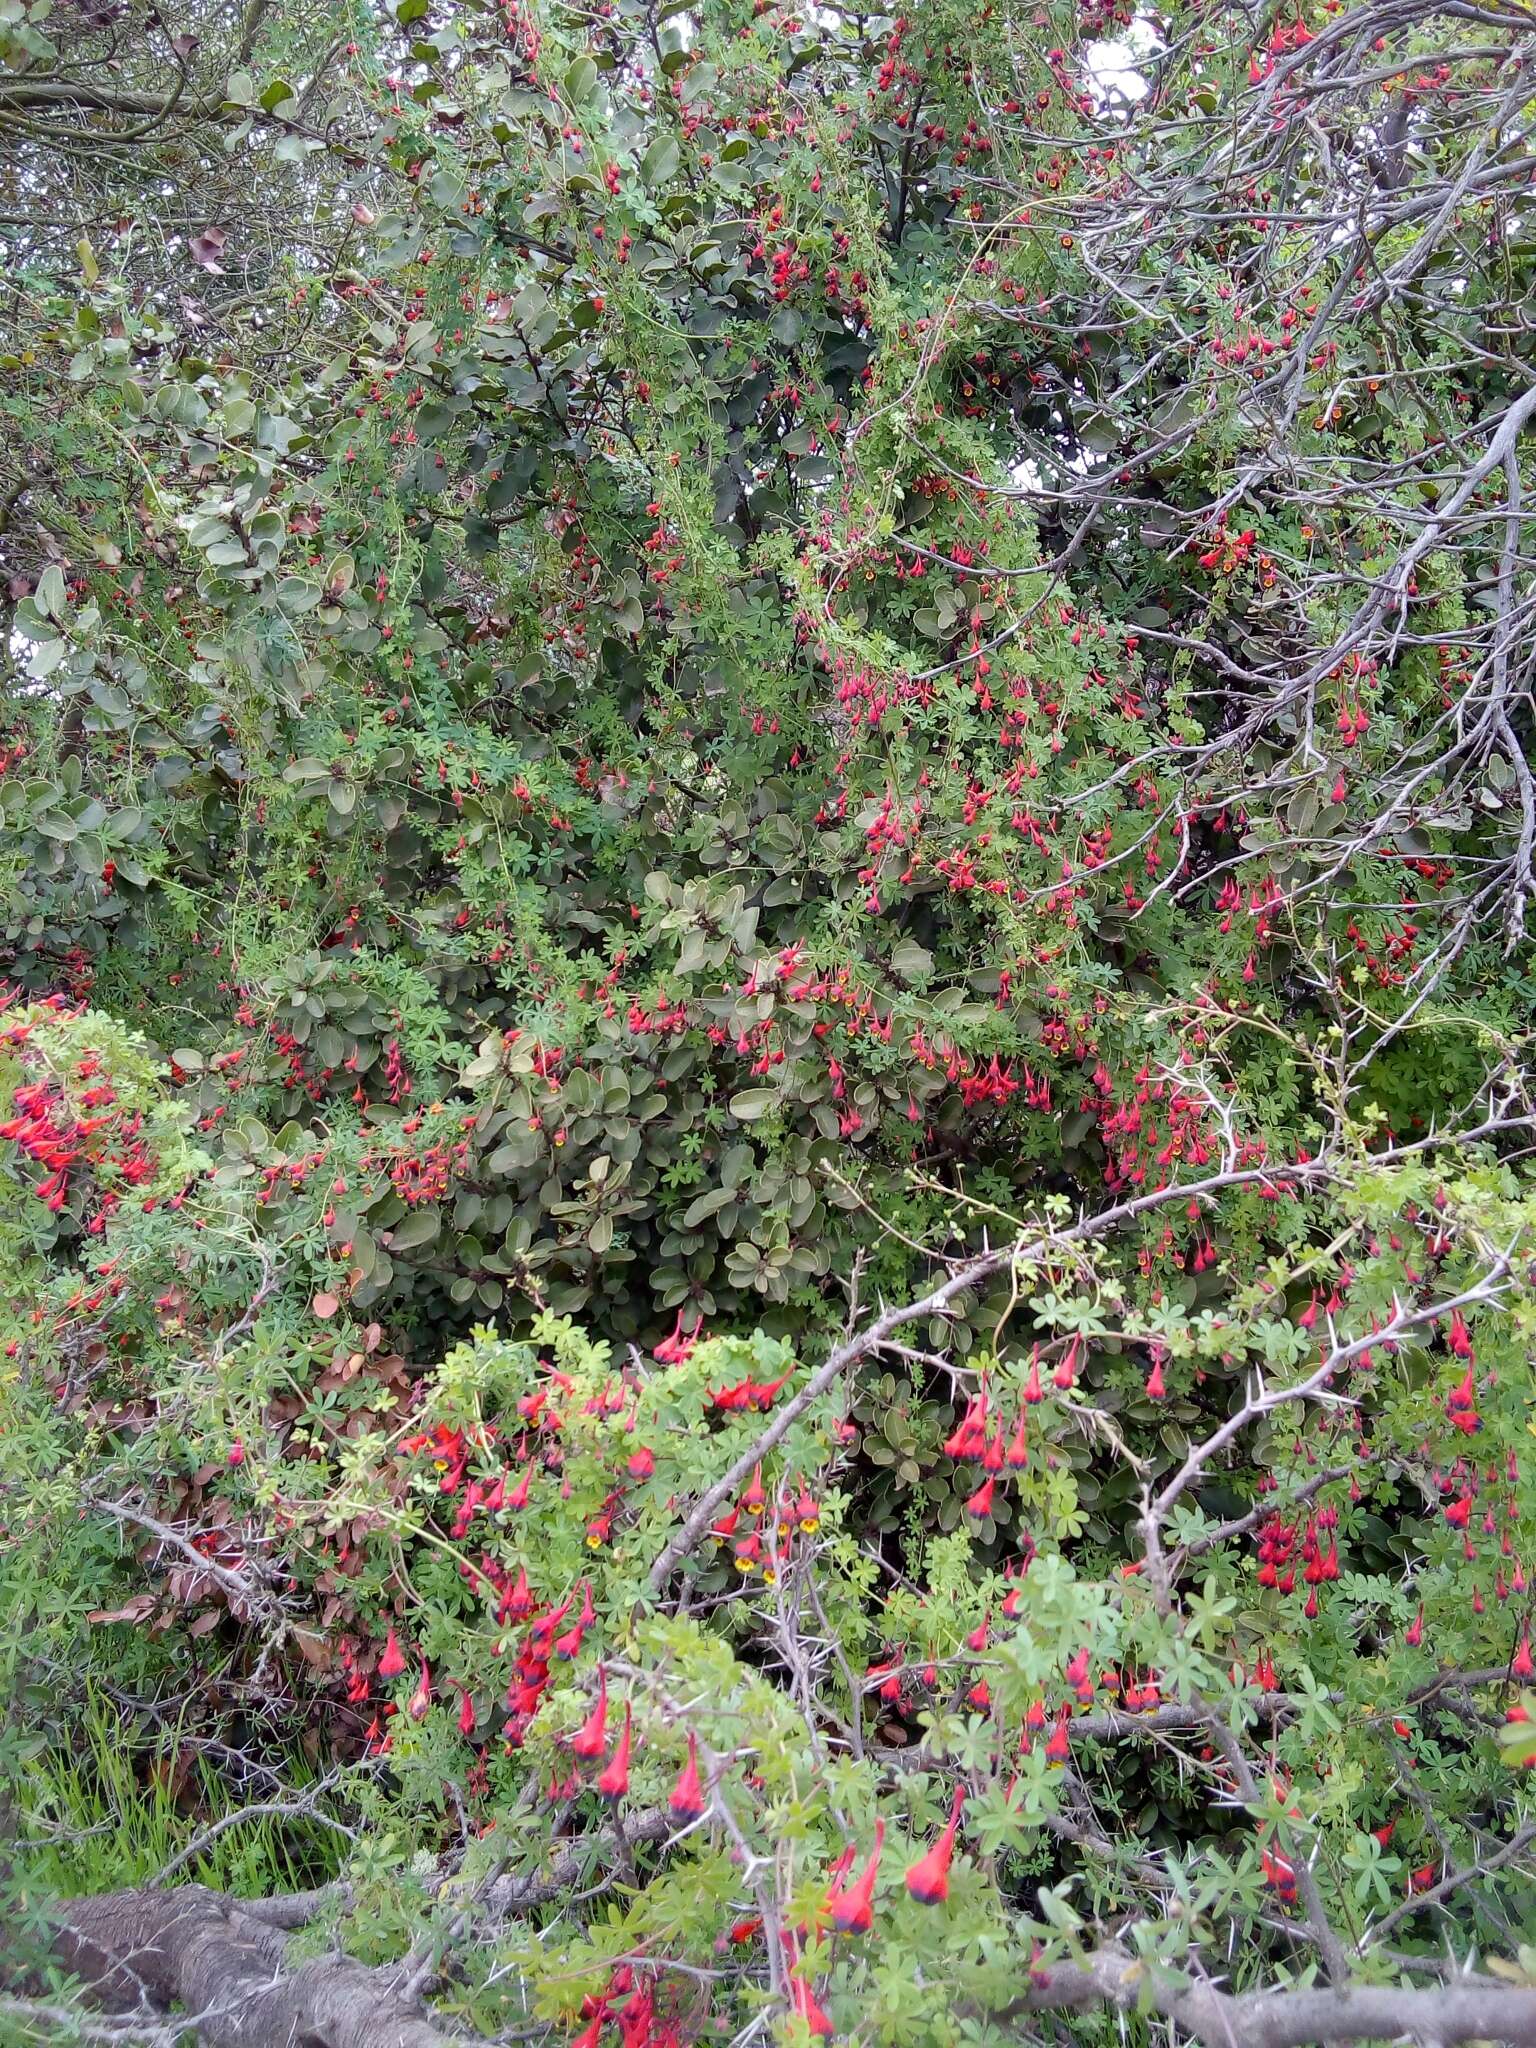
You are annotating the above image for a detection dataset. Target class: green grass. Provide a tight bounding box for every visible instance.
[11,1687,347,1900]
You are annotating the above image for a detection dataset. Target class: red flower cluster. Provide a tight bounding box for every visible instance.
[0,1011,158,1227]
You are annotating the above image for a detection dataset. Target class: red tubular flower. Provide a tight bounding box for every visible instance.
[827,1819,884,1933]
[1506,1703,1536,1768]
[531,1598,573,1655]
[654,1310,698,1365]
[943,1395,988,1460]
[789,1970,834,2038]
[1044,1710,1072,1764]
[905,1786,964,1904]
[965,1475,995,1520]
[1261,1846,1297,1902]
[596,1703,633,1801]
[570,1670,609,1761]
[407,1659,432,1722]
[1447,1365,1476,1411]
[668,1732,706,1821]
[1512,1631,1535,1682]
[378,1627,407,1679]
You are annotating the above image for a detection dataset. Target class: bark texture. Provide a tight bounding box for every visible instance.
[49,1886,456,2048]
[1014,1948,1536,2047]
[37,1886,1536,2047]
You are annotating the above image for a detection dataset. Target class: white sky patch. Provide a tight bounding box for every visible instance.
[1084,16,1160,107]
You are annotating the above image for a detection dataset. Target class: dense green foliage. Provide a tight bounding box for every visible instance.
[4,0,1536,2040]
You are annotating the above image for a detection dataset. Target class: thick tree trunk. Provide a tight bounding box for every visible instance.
[50,1887,456,2048]
[1012,1949,1536,2048]
[32,1882,1536,2047]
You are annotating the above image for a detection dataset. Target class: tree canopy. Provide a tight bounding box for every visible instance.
[3,0,1536,2042]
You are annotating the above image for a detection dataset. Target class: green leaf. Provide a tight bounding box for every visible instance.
[729,1089,777,1121]
[28,640,68,679]
[639,132,681,188]
[891,938,933,980]
[35,565,67,621]
[390,1207,442,1250]
[564,55,598,105]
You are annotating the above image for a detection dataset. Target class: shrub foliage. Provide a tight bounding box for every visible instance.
[3,0,1536,2041]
